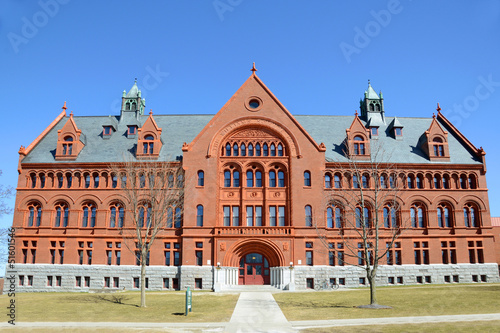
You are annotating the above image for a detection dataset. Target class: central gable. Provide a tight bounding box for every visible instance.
[183,69,325,158]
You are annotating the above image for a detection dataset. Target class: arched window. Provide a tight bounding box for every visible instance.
[389,175,395,189]
[54,203,69,227]
[168,173,174,188]
[84,173,91,189]
[196,205,203,227]
[39,173,45,188]
[198,171,204,186]
[353,175,359,189]
[27,202,42,227]
[407,175,414,189]
[269,171,276,187]
[255,171,262,187]
[225,143,231,156]
[437,203,452,228]
[167,207,173,228]
[233,143,239,157]
[410,203,425,228]
[355,207,370,228]
[326,207,333,228]
[109,203,124,228]
[139,173,146,188]
[442,175,449,189]
[460,174,467,189]
[304,171,311,187]
[278,170,285,187]
[246,171,253,187]
[334,174,341,188]
[305,205,312,227]
[353,136,366,155]
[278,144,284,156]
[325,174,331,188]
[66,173,72,188]
[175,207,182,228]
[241,143,246,156]
[30,173,37,188]
[82,202,97,228]
[143,135,154,154]
[224,170,231,187]
[383,205,398,228]
[255,143,261,156]
[434,175,440,189]
[263,143,269,156]
[362,175,369,188]
[270,143,276,156]
[248,143,254,156]
[57,173,63,188]
[177,173,184,188]
[416,175,423,189]
[468,174,477,189]
[464,203,480,227]
[233,170,240,187]
[327,205,342,228]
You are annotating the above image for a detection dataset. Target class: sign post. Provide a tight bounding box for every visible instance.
[185,286,192,316]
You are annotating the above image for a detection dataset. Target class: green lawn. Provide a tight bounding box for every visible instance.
[274,284,500,321]
[302,321,500,333]
[0,291,239,323]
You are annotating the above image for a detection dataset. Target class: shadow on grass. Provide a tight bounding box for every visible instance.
[284,301,352,309]
[62,295,139,307]
[172,312,185,316]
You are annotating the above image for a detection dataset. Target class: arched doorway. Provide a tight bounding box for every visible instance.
[239,253,270,285]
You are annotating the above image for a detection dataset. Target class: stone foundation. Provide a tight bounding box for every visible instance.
[6,263,499,293]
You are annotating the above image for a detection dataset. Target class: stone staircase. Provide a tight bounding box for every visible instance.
[218,284,282,293]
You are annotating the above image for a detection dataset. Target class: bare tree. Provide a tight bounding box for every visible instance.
[111,160,184,308]
[0,170,14,263]
[319,145,408,307]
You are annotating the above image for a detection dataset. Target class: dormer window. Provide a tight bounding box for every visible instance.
[103,126,113,138]
[143,135,154,154]
[370,127,378,136]
[62,137,73,155]
[353,136,366,155]
[127,125,138,138]
[395,128,402,137]
[433,138,444,157]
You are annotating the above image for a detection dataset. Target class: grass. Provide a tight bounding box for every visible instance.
[301,320,500,333]
[274,284,500,321]
[0,290,239,323]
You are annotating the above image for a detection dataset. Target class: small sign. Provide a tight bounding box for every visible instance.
[185,286,192,316]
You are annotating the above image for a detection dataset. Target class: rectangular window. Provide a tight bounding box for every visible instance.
[116,251,121,266]
[31,249,36,264]
[113,277,119,288]
[359,277,366,285]
[255,206,262,226]
[84,276,90,287]
[306,278,314,289]
[397,276,403,284]
[196,251,203,266]
[195,278,202,290]
[174,252,180,266]
[414,241,429,265]
[163,278,169,289]
[223,206,230,226]
[246,206,253,226]
[133,277,139,288]
[87,250,92,265]
[278,206,285,226]
[329,251,335,266]
[78,250,83,265]
[173,278,179,290]
[47,276,53,287]
[269,206,276,227]
[104,277,110,288]
[55,275,61,286]
[76,276,81,287]
[232,206,239,226]
[19,275,25,286]
[165,251,171,266]
[306,250,313,266]
[107,250,112,265]
[50,249,55,264]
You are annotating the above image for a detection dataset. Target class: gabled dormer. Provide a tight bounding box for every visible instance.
[360,80,385,123]
[55,106,85,160]
[102,116,118,139]
[346,112,371,160]
[422,114,450,162]
[388,117,404,140]
[136,111,162,159]
[120,79,145,122]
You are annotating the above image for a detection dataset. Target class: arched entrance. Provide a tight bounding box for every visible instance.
[239,253,270,285]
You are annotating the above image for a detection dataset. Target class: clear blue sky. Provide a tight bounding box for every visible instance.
[1,0,500,230]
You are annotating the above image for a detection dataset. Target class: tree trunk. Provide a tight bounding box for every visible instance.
[368,268,377,305]
[140,255,147,308]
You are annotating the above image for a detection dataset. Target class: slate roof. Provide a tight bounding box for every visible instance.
[22,113,482,165]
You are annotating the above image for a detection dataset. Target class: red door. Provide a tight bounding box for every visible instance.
[238,253,270,285]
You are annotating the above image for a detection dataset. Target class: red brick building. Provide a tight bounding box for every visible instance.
[9,69,499,291]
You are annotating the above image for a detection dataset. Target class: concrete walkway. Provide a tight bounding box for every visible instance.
[226,292,296,332]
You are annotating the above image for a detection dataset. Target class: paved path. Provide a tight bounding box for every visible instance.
[226,292,296,332]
